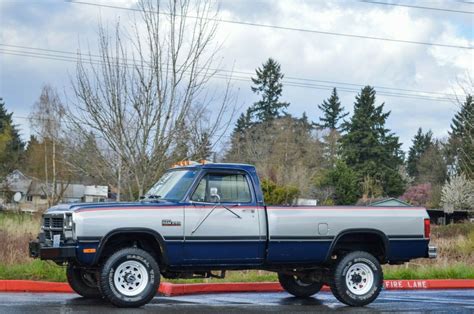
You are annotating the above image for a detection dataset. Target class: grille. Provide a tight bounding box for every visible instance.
[51,217,63,228]
[42,214,65,244]
[42,216,63,229]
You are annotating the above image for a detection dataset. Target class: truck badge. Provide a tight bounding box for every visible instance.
[162,219,181,227]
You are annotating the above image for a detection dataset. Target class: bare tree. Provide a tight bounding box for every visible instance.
[29,85,69,206]
[225,116,324,197]
[69,0,234,198]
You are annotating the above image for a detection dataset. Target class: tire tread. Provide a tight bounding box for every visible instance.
[99,247,160,308]
[329,251,383,307]
[278,273,323,298]
[66,264,101,299]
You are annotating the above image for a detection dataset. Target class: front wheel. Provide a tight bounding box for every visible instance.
[330,251,383,307]
[99,247,160,308]
[278,273,323,297]
[66,264,101,298]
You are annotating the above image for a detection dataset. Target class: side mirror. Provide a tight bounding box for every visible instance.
[209,187,220,203]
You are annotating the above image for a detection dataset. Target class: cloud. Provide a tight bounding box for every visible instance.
[0,0,472,152]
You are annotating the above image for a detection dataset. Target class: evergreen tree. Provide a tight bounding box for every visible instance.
[315,89,348,168]
[407,128,433,179]
[225,108,253,161]
[234,108,253,136]
[250,58,289,122]
[315,88,348,130]
[192,131,213,161]
[448,94,473,178]
[417,140,448,185]
[324,160,359,205]
[341,86,405,197]
[171,121,191,161]
[298,112,313,133]
[23,135,41,175]
[0,98,24,176]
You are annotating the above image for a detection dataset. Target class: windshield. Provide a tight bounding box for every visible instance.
[144,169,197,201]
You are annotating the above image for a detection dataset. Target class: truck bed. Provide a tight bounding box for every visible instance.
[265,205,429,263]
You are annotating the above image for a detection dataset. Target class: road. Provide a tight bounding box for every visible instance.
[0,290,473,313]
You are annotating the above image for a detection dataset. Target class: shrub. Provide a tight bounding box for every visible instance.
[261,179,299,205]
[401,183,432,207]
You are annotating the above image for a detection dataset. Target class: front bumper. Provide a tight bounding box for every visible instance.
[428,245,437,259]
[29,240,76,262]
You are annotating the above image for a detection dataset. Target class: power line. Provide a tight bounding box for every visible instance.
[0,43,458,101]
[360,1,474,14]
[69,1,472,50]
[0,48,455,103]
[0,48,456,103]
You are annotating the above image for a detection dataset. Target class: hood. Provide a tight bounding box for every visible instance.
[45,200,180,213]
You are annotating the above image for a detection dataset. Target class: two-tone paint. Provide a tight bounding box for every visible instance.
[36,163,432,269]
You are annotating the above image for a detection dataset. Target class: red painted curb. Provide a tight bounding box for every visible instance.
[0,280,473,296]
[0,280,74,293]
[159,282,286,296]
[383,279,474,290]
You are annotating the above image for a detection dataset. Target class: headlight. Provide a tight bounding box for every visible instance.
[64,213,73,229]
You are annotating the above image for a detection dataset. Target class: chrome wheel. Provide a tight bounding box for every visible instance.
[113,260,149,297]
[345,263,374,295]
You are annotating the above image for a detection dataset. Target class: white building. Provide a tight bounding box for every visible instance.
[0,170,109,212]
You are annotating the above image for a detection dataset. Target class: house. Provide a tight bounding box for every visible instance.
[356,197,412,207]
[0,170,109,212]
[369,198,412,207]
[364,197,470,224]
[24,180,49,209]
[83,185,108,203]
[0,170,33,209]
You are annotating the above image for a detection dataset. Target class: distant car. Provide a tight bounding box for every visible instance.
[30,162,437,308]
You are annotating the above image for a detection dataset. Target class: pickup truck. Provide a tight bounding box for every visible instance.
[29,162,437,308]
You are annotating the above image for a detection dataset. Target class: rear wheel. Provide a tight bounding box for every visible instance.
[278,273,323,297]
[66,264,101,298]
[330,251,383,306]
[99,247,160,308]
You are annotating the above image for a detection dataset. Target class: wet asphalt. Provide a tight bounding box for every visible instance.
[0,290,473,313]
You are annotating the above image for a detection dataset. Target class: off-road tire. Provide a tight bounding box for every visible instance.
[99,247,160,308]
[66,264,101,298]
[278,273,323,298]
[329,251,383,307]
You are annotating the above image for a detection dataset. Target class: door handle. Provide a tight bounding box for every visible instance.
[242,209,255,213]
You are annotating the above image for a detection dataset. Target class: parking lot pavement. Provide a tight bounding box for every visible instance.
[0,290,473,313]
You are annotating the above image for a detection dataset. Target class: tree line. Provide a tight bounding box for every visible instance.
[0,0,472,211]
[1,57,472,210]
[224,58,473,210]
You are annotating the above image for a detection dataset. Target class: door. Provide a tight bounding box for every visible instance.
[183,171,264,265]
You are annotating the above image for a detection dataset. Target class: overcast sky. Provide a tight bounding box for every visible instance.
[0,0,473,153]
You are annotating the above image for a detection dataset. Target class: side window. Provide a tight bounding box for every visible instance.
[191,173,252,203]
[191,177,207,202]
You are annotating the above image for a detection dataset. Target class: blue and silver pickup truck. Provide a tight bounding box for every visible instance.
[29,162,436,308]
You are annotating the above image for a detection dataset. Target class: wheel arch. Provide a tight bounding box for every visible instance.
[93,228,168,266]
[325,228,390,263]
